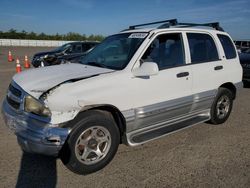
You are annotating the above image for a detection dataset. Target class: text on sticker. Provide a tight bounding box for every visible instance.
[128,33,147,39]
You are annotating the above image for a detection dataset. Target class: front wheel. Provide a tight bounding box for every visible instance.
[209,88,233,124]
[60,110,120,175]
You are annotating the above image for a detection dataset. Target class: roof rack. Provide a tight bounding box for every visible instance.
[129,19,177,30]
[170,22,224,31]
[127,19,224,31]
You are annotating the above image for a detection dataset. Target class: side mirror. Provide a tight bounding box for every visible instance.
[132,62,159,77]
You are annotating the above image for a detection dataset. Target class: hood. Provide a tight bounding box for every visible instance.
[13,63,114,98]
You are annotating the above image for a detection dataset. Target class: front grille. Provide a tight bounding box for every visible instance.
[7,96,20,109]
[9,84,22,97]
[7,83,23,110]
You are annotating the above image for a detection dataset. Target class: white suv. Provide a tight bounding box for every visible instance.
[2,19,242,174]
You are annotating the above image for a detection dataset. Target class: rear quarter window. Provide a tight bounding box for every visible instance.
[217,34,237,59]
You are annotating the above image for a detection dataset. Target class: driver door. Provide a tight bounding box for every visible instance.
[129,32,192,131]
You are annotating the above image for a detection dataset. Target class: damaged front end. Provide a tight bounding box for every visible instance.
[1,81,71,156]
[2,64,115,156]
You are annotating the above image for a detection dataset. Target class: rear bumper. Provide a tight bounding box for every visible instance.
[1,99,70,156]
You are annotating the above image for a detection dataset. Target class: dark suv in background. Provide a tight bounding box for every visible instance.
[239,48,250,83]
[32,41,99,67]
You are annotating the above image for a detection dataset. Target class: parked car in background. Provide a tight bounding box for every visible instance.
[32,41,99,67]
[56,50,92,65]
[234,40,250,53]
[239,48,250,82]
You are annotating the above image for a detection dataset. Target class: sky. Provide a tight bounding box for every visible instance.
[0,0,249,40]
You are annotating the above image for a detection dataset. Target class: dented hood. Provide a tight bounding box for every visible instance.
[13,63,114,98]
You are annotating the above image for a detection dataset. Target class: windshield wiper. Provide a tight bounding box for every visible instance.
[86,62,111,69]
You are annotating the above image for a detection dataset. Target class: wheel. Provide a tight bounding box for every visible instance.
[60,110,120,175]
[209,88,233,124]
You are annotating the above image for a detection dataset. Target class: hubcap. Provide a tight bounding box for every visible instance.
[75,126,111,165]
[216,95,230,119]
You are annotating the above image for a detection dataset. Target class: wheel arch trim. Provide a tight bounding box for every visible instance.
[219,81,242,99]
[76,104,127,143]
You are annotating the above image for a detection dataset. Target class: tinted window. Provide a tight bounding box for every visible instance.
[82,43,96,52]
[141,33,185,70]
[218,34,237,59]
[242,41,249,47]
[187,33,219,64]
[72,44,82,53]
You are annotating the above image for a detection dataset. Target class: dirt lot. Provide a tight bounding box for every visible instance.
[0,46,249,188]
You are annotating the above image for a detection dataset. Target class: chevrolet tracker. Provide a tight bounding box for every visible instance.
[2,19,243,174]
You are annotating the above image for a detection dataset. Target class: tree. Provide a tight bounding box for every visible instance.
[0,29,105,41]
[28,31,37,39]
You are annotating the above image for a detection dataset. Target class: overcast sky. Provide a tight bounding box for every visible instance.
[0,0,249,40]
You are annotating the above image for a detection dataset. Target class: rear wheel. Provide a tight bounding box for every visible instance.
[60,110,120,175]
[209,88,233,124]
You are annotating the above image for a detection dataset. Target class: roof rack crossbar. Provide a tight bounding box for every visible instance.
[176,22,224,31]
[129,19,177,29]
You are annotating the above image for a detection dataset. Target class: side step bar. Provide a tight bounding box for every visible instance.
[126,115,210,146]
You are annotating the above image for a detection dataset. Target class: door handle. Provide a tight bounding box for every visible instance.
[176,72,189,78]
[214,65,223,70]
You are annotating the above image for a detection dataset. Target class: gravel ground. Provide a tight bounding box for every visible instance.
[0,46,249,188]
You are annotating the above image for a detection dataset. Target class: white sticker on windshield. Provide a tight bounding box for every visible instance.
[128,33,147,39]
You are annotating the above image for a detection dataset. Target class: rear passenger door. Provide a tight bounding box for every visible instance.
[185,32,224,112]
[217,34,241,80]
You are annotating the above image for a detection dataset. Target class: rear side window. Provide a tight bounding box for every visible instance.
[217,34,236,59]
[82,43,92,52]
[187,33,219,64]
[72,44,82,53]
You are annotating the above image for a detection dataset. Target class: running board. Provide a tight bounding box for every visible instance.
[126,115,210,146]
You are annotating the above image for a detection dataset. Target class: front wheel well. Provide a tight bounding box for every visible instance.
[69,105,126,143]
[219,82,236,99]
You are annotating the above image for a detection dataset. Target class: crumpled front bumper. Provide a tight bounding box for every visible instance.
[1,99,71,157]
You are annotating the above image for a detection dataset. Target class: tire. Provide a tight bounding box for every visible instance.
[209,88,234,125]
[60,110,120,175]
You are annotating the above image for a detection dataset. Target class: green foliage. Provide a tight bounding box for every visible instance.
[0,29,105,41]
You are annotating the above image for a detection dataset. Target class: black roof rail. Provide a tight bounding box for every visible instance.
[174,22,224,31]
[126,19,224,32]
[129,19,177,30]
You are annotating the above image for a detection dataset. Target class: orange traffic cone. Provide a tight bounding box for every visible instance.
[8,51,14,62]
[16,58,22,73]
[24,55,30,68]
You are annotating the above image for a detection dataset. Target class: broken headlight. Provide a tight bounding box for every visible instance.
[24,95,51,117]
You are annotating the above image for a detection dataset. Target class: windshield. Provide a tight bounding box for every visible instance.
[53,43,72,52]
[78,33,148,70]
